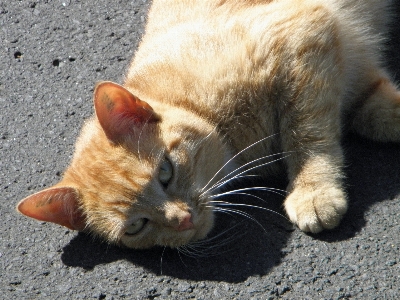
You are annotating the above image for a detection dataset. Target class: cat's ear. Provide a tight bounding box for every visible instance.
[16,187,85,231]
[94,81,159,143]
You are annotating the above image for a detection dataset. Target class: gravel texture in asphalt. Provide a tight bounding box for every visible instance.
[1,1,400,299]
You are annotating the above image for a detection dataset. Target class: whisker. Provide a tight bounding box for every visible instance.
[200,134,279,194]
[181,238,238,257]
[177,245,211,258]
[190,231,244,250]
[213,207,268,234]
[211,186,287,198]
[212,207,237,218]
[199,128,215,145]
[214,192,272,206]
[187,126,217,159]
[148,145,158,161]
[179,224,246,257]
[211,199,288,221]
[177,248,197,259]
[201,174,261,192]
[176,248,188,268]
[206,154,290,195]
[160,246,166,275]
[190,221,244,246]
[202,152,288,196]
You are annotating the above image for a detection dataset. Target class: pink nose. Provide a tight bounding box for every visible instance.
[175,213,194,231]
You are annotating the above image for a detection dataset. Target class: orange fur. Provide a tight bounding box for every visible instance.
[17,0,400,248]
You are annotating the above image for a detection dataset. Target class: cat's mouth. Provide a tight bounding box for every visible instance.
[157,216,213,249]
[185,208,215,244]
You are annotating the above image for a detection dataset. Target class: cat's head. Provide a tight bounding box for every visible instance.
[17,82,230,249]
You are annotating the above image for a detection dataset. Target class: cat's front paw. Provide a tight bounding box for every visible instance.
[284,185,348,233]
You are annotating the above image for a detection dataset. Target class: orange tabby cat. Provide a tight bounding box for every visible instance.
[17,0,400,249]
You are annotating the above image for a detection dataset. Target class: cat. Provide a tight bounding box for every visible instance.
[17,0,400,249]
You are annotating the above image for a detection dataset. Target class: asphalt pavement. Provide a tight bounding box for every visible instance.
[1,1,400,299]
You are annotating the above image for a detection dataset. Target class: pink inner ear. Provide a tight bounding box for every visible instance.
[94,81,159,142]
[16,187,86,231]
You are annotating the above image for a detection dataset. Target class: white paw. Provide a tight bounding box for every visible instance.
[284,185,348,233]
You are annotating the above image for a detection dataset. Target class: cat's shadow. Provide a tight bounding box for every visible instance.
[61,134,400,282]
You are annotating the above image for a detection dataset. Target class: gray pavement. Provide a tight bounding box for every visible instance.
[1,1,400,299]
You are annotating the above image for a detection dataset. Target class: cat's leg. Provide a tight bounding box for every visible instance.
[350,70,400,142]
[280,106,348,233]
[279,62,348,233]
[275,3,353,232]
[282,70,400,233]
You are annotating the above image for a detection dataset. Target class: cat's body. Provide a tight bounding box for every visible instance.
[18,0,400,249]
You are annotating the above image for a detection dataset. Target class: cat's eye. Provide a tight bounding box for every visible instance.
[158,158,173,187]
[125,218,148,236]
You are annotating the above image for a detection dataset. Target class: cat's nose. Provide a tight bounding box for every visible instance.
[174,213,194,231]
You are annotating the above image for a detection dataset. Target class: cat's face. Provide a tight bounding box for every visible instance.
[17,82,229,249]
[71,113,225,249]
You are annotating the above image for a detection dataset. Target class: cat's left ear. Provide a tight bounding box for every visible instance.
[16,187,86,231]
[94,81,159,143]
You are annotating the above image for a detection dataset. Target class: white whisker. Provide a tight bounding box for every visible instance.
[182,239,237,257]
[179,223,246,257]
[199,129,215,144]
[213,207,268,234]
[176,248,188,268]
[200,134,279,194]
[190,222,243,246]
[212,207,237,218]
[160,246,166,275]
[206,154,290,195]
[202,152,288,196]
[178,245,212,258]
[211,199,288,221]
[212,186,287,199]
[188,126,217,157]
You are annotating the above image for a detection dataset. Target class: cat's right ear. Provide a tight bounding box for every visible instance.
[94,81,159,143]
[16,187,86,231]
